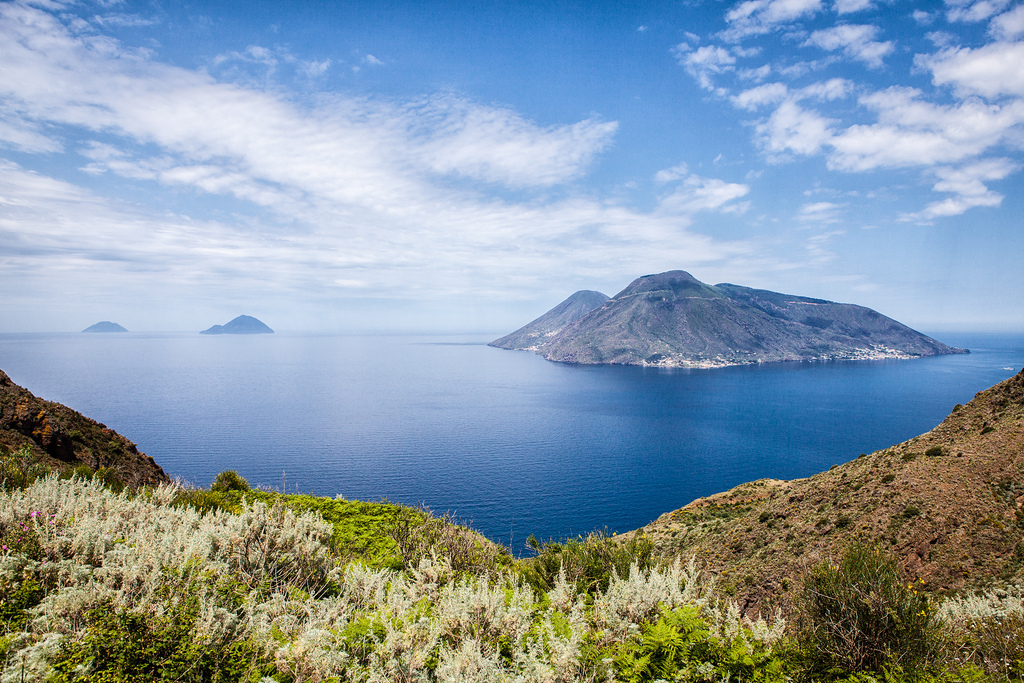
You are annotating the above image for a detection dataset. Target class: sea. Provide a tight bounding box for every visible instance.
[1,331,1021,550]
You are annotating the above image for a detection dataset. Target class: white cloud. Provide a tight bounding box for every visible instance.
[0,108,62,153]
[945,0,1012,23]
[756,100,835,157]
[653,163,689,183]
[901,157,1018,220]
[0,2,756,312]
[674,44,737,90]
[921,42,1024,98]
[302,59,331,77]
[657,173,750,214]
[363,54,383,65]
[0,3,617,196]
[834,0,873,14]
[733,82,789,110]
[412,98,618,188]
[827,87,1024,170]
[91,13,157,28]
[798,201,846,222]
[800,77,854,101]
[926,30,957,46]
[804,24,894,68]
[991,4,1024,39]
[805,229,845,262]
[723,0,824,40]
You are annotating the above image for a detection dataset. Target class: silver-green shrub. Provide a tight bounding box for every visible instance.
[2,476,790,682]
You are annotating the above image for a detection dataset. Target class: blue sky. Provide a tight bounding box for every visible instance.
[1,0,1022,333]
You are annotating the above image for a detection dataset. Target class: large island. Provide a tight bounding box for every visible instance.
[491,270,966,368]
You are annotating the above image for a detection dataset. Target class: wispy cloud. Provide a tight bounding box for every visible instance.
[722,0,823,41]
[900,157,1017,221]
[945,0,1012,23]
[656,169,750,214]
[674,44,737,91]
[0,1,755,318]
[803,24,894,68]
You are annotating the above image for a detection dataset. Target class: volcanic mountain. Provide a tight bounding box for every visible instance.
[494,270,965,368]
[489,290,609,351]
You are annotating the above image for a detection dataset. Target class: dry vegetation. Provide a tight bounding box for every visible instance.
[630,368,1024,617]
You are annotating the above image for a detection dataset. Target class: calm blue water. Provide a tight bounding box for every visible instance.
[0,332,1021,549]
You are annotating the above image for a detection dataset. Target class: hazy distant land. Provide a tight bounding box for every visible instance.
[82,321,128,333]
[200,314,274,335]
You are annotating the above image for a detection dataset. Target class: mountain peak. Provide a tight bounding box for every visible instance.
[615,270,718,299]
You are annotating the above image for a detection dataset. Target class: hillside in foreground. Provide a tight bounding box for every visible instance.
[628,367,1024,616]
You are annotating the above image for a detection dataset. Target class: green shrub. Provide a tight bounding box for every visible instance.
[93,467,125,493]
[882,473,896,484]
[902,505,921,519]
[613,605,787,682]
[0,444,48,490]
[211,469,250,492]
[0,571,45,635]
[50,597,269,683]
[521,529,654,595]
[796,543,937,676]
[925,446,944,457]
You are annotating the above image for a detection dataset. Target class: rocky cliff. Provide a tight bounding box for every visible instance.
[0,369,168,487]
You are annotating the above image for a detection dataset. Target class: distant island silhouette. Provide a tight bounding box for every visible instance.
[82,321,128,333]
[200,315,274,335]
